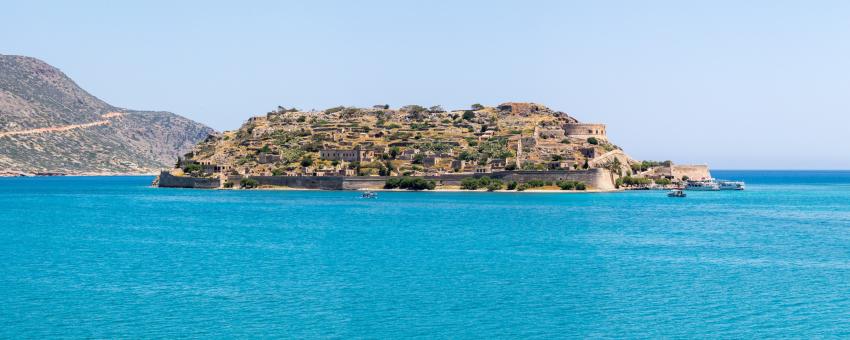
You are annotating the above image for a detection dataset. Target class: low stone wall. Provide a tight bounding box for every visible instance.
[157,171,220,189]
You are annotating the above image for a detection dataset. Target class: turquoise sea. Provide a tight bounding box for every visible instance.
[1,170,849,338]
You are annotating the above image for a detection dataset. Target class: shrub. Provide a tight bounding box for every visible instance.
[654,178,672,185]
[240,178,259,189]
[507,181,518,190]
[517,183,529,191]
[478,176,492,187]
[462,110,476,120]
[486,181,504,192]
[385,177,436,190]
[272,168,286,176]
[575,182,587,190]
[471,103,484,110]
[460,177,481,190]
[557,181,576,190]
[223,181,234,188]
[526,180,546,188]
[620,176,653,186]
[412,153,425,164]
[587,137,599,145]
[326,106,345,114]
[182,163,202,174]
[300,156,314,167]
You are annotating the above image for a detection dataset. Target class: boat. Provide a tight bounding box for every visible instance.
[360,191,378,199]
[717,180,746,190]
[685,179,720,191]
[667,190,686,197]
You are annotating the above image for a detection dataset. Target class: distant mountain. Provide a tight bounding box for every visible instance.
[0,54,215,175]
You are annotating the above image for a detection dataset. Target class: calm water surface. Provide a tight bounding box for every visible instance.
[1,171,849,338]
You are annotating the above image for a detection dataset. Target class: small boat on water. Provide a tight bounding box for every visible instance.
[360,191,378,199]
[667,190,687,198]
[717,180,746,190]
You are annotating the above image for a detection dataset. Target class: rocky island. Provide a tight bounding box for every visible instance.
[157,102,710,191]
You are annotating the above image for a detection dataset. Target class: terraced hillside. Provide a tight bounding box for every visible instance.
[178,102,637,181]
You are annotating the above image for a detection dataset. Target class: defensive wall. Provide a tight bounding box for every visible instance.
[157,169,616,190]
[157,171,221,189]
[563,123,607,139]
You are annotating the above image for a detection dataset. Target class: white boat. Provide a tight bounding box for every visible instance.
[685,179,720,191]
[717,180,746,190]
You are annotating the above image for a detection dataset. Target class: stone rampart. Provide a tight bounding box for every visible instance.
[250,176,345,190]
[159,169,615,190]
[157,171,220,189]
[672,165,711,180]
[564,123,607,139]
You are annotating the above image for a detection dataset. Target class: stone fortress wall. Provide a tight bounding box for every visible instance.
[157,172,221,189]
[158,169,616,191]
[641,165,712,181]
[563,123,607,139]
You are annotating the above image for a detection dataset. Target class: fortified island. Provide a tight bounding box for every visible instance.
[156,102,710,191]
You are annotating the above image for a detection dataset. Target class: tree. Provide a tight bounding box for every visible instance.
[587,137,599,145]
[412,153,425,164]
[240,178,259,189]
[462,110,475,120]
[389,146,400,159]
[471,103,484,110]
[583,159,589,169]
[260,144,271,153]
[183,163,202,174]
[429,105,444,113]
[507,181,518,190]
[300,156,314,167]
[458,150,477,161]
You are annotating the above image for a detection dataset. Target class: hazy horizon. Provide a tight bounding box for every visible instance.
[2,1,849,169]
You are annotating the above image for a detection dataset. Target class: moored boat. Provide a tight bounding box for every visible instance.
[717,180,746,190]
[667,190,686,198]
[685,179,720,191]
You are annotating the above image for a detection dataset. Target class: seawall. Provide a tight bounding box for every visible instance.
[157,171,220,189]
[157,169,615,190]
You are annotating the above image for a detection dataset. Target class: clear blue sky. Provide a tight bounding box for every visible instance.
[3,0,849,169]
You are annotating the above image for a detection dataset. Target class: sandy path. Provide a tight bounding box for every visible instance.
[0,112,124,138]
